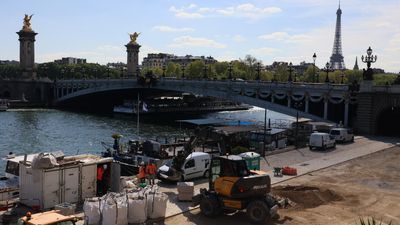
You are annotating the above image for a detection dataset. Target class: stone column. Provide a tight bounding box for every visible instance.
[17,30,38,79]
[344,100,349,127]
[305,96,309,113]
[125,42,141,77]
[323,97,328,120]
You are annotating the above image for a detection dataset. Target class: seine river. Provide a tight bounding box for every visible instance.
[0,108,293,172]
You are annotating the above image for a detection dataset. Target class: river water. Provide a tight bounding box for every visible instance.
[0,107,293,172]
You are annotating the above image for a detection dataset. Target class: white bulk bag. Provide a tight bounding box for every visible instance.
[115,193,128,225]
[147,192,168,219]
[127,193,147,224]
[101,193,128,225]
[83,197,101,225]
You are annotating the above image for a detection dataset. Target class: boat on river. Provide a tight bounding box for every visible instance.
[101,134,191,176]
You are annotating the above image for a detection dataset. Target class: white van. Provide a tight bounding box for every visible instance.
[157,152,211,182]
[329,128,354,143]
[309,132,336,150]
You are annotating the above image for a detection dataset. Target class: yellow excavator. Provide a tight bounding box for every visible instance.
[193,155,286,224]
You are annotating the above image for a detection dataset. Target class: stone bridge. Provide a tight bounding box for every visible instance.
[54,78,357,127]
[53,78,400,135]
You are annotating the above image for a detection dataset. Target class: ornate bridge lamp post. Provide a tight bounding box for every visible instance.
[60,68,65,80]
[136,67,141,78]
[361,46,377,81]
[203,62,208,79]
[181,63,186,79]
[340,69,345,84]
[256,62,261,81]
[162,63,166,78]
[312,53,317,83]
[81,68,86,79]
[120,67,124,79]
[106,67,110,79]
[293,101,303,149]
[287,62,293,82]
[322,62,333,83]
[228,62,233,80]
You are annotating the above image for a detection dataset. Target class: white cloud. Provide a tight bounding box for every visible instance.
[248,47,280,56]
[169,36,227,49]
[152,25,194,33]
[175,12,203,19]
[259,32,311,43]
[169,3,282,20]
[233,35,246,42]
[259,32,290,41]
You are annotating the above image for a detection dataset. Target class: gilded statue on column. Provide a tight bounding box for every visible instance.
[128,32,140,44]
[22,14,34,31]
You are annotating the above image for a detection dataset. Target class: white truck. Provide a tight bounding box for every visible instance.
[329,128,354,143]
[309,132,336,150]
[157,152,211,182]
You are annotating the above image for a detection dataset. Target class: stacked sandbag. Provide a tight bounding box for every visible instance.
[84,186,168,224]
[83,197,102,225]
[127,191,147,224]
[146,191,168,219]
[101,193,128,225]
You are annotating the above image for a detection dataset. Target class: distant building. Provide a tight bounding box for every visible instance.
[265,61,312,75]
[0,60,19,65]
[142,53,217,69]
[293,61,313,75]
[107,62,127,70]
[54,57,86,65]
[353,57,359,70]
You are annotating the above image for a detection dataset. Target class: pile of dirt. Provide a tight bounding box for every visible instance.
[272,185,343,209]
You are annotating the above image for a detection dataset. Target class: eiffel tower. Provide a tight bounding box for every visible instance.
[329,2,345,70]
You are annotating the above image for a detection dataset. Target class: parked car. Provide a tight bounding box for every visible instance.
[329,128,354,143]
[157,152,211,182]
[309,132,336,150]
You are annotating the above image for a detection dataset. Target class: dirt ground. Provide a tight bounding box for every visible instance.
[162,146,400,225]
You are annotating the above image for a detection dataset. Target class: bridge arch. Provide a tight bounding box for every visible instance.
[54,79,354,125]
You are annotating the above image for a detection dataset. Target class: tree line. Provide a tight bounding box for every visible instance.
[0,55,397,85]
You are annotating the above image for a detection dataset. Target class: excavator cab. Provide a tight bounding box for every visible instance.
[194,155,281,224]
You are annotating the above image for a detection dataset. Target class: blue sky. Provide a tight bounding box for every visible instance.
[1,0,399,72]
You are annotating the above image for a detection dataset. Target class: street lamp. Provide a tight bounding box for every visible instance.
[107,67,110,79]
[288,62,293,82]
[322,62,333,83]
[228,62,233,80]
[340,69,345,84]
[361,46,377,70]
[120,67,124,78]
[181,63,186,79]
[256,62,261,81]
[312,53,317,83]
[293,101,303,149]
[162,63,166,78]
[203,62,208,79]
[136,67,141,78]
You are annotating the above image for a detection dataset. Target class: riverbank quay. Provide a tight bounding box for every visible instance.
[1,135,397,224]
[154,135,397,219]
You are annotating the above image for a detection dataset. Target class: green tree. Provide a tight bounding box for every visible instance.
[187,60,204,79]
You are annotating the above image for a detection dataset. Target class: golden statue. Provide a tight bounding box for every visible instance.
[129,32,140,44]
[22,14,34,31]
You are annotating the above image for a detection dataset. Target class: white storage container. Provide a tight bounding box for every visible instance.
[127,192,147,224]
[147,192,168,219]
